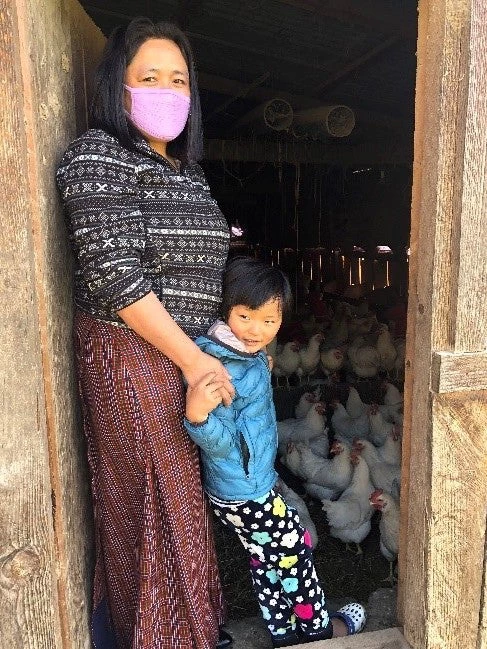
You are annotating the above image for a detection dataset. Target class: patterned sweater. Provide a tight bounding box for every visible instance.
[56,129,229,338]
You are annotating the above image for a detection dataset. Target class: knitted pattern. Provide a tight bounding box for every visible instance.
[56,129,229,338]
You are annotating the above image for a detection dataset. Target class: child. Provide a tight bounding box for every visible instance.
[184,257,366,647]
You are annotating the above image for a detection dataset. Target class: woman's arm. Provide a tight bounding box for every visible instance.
[118,292,234,402]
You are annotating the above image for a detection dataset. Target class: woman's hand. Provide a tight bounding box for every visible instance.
[181,350,235,406]
[185,372,225,423]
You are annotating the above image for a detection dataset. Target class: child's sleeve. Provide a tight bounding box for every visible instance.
[184,406,236,458]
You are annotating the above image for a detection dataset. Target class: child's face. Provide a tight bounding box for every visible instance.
[227,299,282,353]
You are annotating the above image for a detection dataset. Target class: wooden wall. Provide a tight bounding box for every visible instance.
[0,1,104,646]
[399,1,487,649]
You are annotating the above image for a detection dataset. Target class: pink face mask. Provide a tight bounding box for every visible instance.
[124,85,191,142]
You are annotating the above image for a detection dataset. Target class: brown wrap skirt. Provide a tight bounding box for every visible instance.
[74,310,226,649]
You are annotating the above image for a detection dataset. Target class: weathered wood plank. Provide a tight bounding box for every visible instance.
[454,0,487,351]
[429,391,487,645]
[477,539,487,649]
[0,0,61,646]
[289,627,411,648]
[431,350,487,392]
[0,0,104,647]
[401,2,487,648]
[17,0,106,646]
[205,137,412,165]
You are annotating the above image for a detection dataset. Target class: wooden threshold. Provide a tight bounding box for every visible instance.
[288,627,411,648]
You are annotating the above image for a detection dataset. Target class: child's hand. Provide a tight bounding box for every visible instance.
[185,372,225,424]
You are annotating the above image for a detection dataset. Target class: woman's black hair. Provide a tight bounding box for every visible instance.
[89,16,203,164]
[221,257,293,321]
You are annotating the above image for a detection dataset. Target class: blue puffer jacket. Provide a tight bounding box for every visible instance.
[184,335,278,501]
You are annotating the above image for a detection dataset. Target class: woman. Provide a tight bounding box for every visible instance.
[57,17,234,649]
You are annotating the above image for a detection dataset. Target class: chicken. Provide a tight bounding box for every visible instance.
[378,380,404,423]
[302,440,352,497]
[353,439,401,497]
[330,399,369,443]
[294,390,318,419]
[347,336,379,379]
[376,429,402,467]
[346,386,368,419]
[280,429,330,479]
[272,341,301,388]
[277,402,327,453]
[348,312,379,339]
[383,380,403,409]
[321,452,374,554]
[276,478,319,549]
[307,429,330,459]
[392,338,406,382]
[324,304,350,347]
[320,347,345,378]
[376,323,397,373]
[369,489,400,583]
[367,403,395,447]
[298,332,324,382]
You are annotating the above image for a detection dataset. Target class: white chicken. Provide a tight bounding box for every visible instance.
[277,478,319,549]
[376,323,397,373]
[367,403,396,447]
[347,336,380,379]
[375,429,402,467]
[392,338,406,382]
[272,341,301,388]
[330,399,369,443]
[369,489,400,583]
[294,390,318,419]
[321,452,374,554]
[346,386,368,420]
[298,332,324,382]
[348,312,378,339]
[277,402,327,453]
[383,380,403,407]
[280,429,330,479]
[320,347,345,378]
[302,440,352,497]
[353,439,401,497]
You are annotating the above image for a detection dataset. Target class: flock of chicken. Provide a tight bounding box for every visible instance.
[269,298,405,583]
[269,300,406,388]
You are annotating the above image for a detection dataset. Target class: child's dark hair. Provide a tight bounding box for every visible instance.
[221,257,293,321]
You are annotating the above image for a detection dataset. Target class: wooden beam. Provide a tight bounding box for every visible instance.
[277,0,417,40]
[316,35,401,94]
[400,3,487,649]
[431,351,487,393]
[287,627,412,648]
[1,0,105,647]
[204,137,411,165]
[172,0,199,30]
[199,71,409,132]
[84,5,343,76]
[204,72,270,123]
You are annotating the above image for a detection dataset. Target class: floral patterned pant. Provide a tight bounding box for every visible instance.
[210,488,333,641]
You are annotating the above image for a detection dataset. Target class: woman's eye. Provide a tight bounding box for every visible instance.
[142,76,156,82]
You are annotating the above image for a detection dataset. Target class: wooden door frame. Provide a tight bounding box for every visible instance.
[1,0,486,648]
[398,2,487,649]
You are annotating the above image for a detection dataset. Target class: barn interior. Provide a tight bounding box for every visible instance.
[79,0,417,629]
